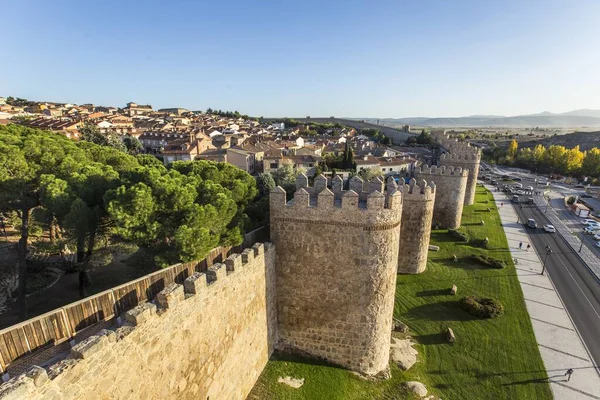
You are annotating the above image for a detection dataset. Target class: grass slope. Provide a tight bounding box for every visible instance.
[249,186,551,400]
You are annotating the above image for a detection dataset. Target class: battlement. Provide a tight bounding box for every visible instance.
[417,165,469,178]
[279,174,402,216]
[400,178,436,200]
[439,151,481,162]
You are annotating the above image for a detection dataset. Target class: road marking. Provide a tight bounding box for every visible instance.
[530,317,576,331]
[538,344,590,362]
[552,251,600,320]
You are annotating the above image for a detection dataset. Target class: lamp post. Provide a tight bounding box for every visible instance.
[579,232,585,253]
[541,249,553,275]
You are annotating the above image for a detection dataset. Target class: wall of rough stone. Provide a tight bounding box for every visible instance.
[397,179,435,274]
[415,165,468,229]
[270,175,402,376]
[0,262,18,310]
[0,243,277,400]
[438,151,481,205]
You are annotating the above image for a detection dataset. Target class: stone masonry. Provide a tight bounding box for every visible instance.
[0,244,277,400]
[270,174,402,376]
[395,178,436,274]
[438,150,481,205]
[415,165,468,229]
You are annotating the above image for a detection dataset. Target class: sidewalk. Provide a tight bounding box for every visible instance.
[533,192,600,281]
[488,185,600,400]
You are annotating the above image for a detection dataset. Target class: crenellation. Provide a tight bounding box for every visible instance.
[332,175,343,193]
[225,253,242,272]
[206,262,227,283]
[349,175,364,194]
[184,271,208,295]
[296,173,309,190]
[314,174,328,193]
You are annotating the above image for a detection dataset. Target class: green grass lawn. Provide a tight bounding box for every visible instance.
[249,186,552,400]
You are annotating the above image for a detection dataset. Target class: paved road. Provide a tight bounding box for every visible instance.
[513,202,600,369]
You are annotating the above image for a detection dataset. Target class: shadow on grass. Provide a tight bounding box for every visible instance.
[270,350,343,369]
[413,332,447,345]
[416,289,451,297]
[407,301,479,322]
[430,231,456,244]
[462,222,482,226]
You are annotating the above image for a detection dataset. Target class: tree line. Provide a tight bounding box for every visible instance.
[484,139,600,181]
[0,125,258,318]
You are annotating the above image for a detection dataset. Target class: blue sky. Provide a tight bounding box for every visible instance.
[1,0,599,118]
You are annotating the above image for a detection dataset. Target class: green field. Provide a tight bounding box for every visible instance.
[249,186,552,400]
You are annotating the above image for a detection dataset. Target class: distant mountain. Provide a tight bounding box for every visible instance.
[359,109,600,128]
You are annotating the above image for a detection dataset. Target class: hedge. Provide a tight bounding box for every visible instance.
[448,229,470,242]
[460,296,505,318]
[467,254,505,269]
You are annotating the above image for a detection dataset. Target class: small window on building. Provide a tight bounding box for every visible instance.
[308,163,314,167]
[270,163,278,169]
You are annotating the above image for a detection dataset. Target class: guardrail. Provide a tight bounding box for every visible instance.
[0,226,269,374]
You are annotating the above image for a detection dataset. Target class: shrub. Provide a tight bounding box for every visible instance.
[460,296,504,318]
[448,229,470,242]
[467,254,506,269]
[469,237,489,249]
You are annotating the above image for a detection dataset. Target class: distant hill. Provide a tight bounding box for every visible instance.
[358,109,600,128]
[521,131,600,151]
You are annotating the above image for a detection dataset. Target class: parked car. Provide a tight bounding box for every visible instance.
[501,174,510,179]
[526,186,534,191]
[514,177,523,182]
[526,218,538,228]
[596,241,600,248]
[593,233,600,240]
[516,190,524,195]
[525,197,534,204]
[514,183,523,189]
[582,219,599,225]
[538,180,547,185]
[543,224,556,233]
[491,180,498,185]
[584,225,600,234]
[512,195,520,203]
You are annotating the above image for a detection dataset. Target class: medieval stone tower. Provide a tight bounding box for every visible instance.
[269,174,402,376]
[390,178,436,274]
[438,147,481,205]
[415,165,468,229]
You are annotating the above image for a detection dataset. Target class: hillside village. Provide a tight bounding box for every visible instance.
[0,96,425,178]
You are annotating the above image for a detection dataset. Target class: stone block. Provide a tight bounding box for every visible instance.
[115,324,136,341]
[251,242,264,257]
[241,248,254,264]
[70,331,114,359]
[125,302,157,326]
[156,283,185,309]
[450,284,457,295]
[0,374,36,400]
[446,327,456,343]
[25,366,48,387]
[206,263,226,283]
[184,272,207,294]
[225,253,242,272]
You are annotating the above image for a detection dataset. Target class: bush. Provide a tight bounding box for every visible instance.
[448,229,470,242]
[467,254,506,269]
[460,296,504,318]
[469,237,489,249]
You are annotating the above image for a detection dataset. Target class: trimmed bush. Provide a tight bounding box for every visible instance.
[448,229,470,242]
[469,237,489,249]
[460,296,505,318]
[467,254,506,269]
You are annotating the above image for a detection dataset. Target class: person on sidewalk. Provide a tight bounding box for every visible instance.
[519,242,523,249]
[526,244,531,252]
[565,368,574,381]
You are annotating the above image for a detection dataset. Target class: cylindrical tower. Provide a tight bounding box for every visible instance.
[438,148,481,205]
[415,165,468,229]
[397,178,435,274]
[270,175,402,376]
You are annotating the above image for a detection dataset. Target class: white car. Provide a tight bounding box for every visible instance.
[514,183,523,189]
[593,233,600,240]
[543,225,556,233]
[596,241,600,248]
[584,226,600,234]
[516,190,524,195]
[582,219,599,225]
[526,186,534,191]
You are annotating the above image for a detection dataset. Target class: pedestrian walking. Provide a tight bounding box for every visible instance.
[526,244,531,252]
[519,242,523,249]
[501,202,504,207]
[565,368,574,381]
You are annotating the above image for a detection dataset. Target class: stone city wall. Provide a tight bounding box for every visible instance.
[415,165,468,229]
[270,175,402,376]
[396,178,436,274]
[438,150,481,205]
[0,243,277,400]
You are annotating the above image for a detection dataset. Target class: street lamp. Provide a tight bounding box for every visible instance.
[579,232,585,253]
[541,249,553,275]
